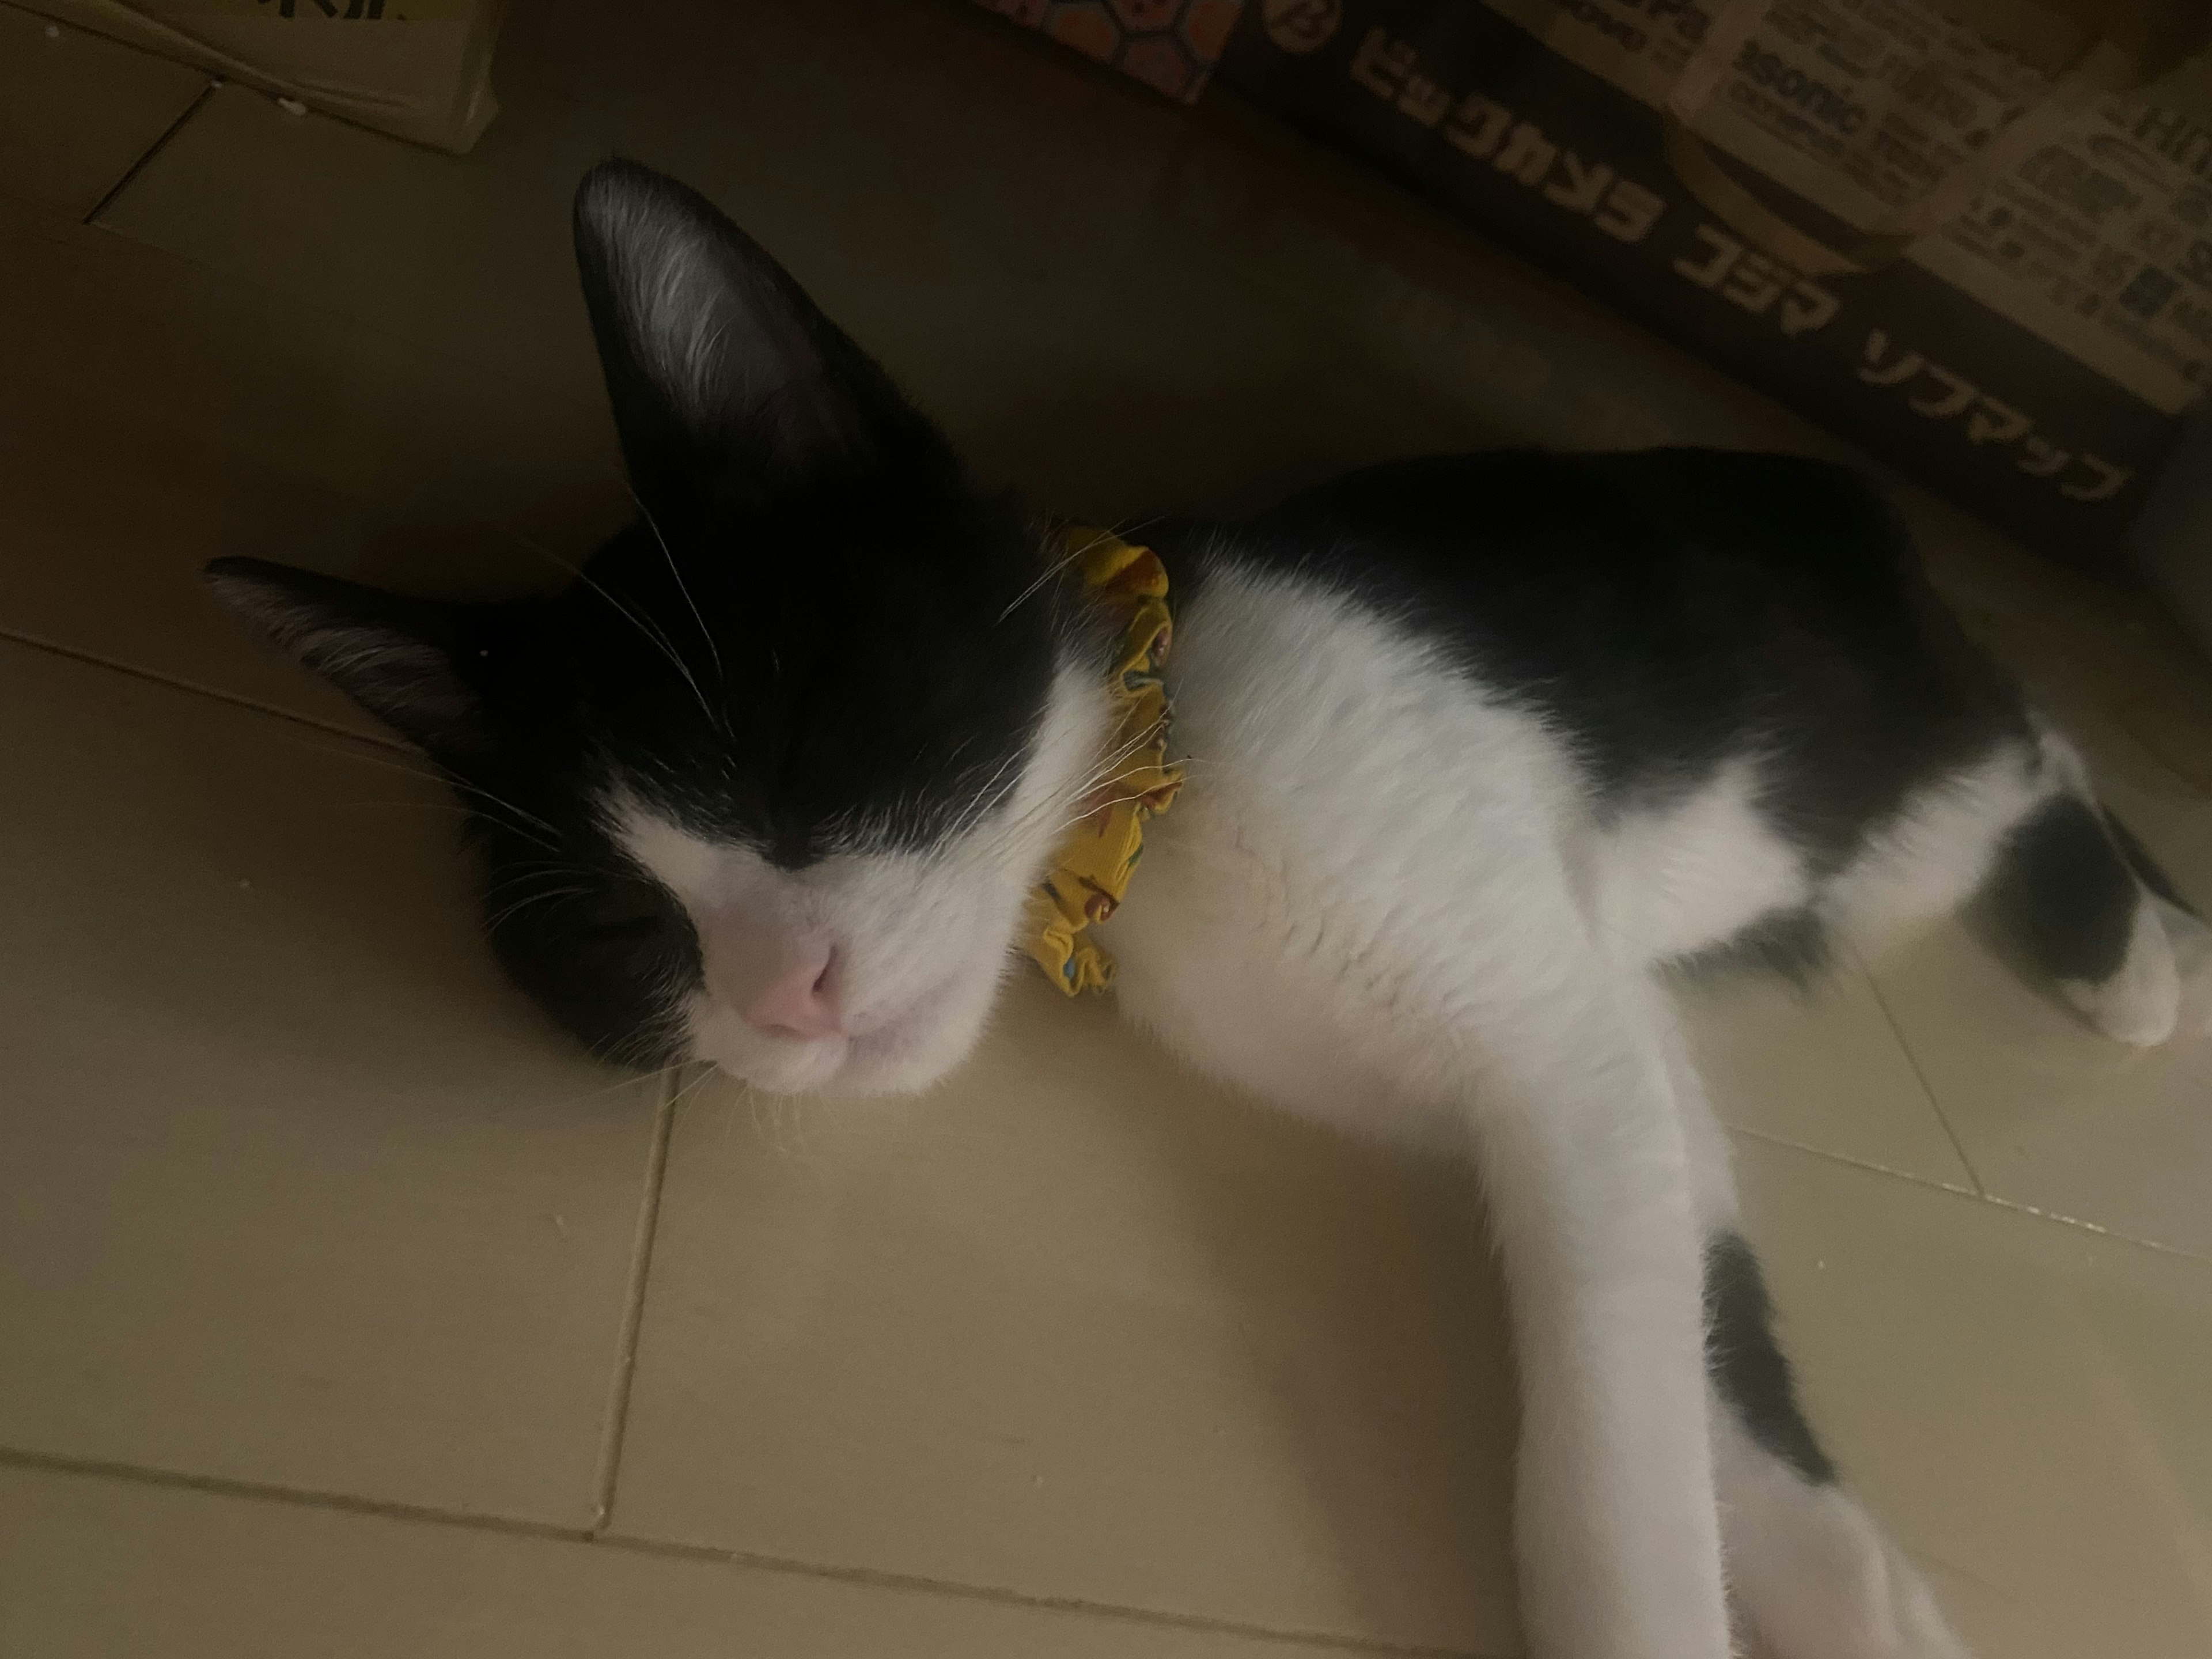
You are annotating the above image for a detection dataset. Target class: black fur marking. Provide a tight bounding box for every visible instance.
[1705,1233,1835,1485]
[1671,907,1831,985]
[1993,795,2139,984]
[564,160,1058,864]
[1163,451,2032,877]
[207,161,2055,1069]
[207,159,1064,1063]
[2103,809,2197,919]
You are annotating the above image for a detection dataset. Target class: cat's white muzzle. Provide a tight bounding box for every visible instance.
[687,951,1005,1097]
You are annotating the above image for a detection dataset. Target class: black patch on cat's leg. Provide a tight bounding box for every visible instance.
[1991,795,2138,984]
[2102,809,2198,919]
[1705,1233,1835,1485]
[1669,907,1831,986]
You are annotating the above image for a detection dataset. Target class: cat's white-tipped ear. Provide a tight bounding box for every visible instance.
[573,159,891,505]
[203,558,483,753]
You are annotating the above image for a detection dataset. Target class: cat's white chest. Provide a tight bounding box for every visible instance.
[1100,565,1592,1146]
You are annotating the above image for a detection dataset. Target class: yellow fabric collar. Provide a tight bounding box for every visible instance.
[1023,526,1185,995]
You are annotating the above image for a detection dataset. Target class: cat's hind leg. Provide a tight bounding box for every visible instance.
[1825,730,2195,1047]
[1662,1027,1972,1659]
[2105,808,2212,1027]
[1705,1236,1969,1659]
[1453,967,1737,1659]
[1976,717,2210,1047]
[1988,789,2186,1045]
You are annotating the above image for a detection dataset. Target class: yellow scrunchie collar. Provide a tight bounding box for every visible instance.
[1023,525,1185,995]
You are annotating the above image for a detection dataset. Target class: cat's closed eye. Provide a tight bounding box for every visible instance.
[573,879,687,947]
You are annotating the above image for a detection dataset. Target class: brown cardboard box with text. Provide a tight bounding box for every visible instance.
[18,0,506,153]
[1221,0,2212,568]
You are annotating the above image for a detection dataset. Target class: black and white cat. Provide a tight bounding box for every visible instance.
[210,161,2201,1659]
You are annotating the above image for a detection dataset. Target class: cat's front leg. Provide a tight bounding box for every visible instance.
[1456,971,1733,1659]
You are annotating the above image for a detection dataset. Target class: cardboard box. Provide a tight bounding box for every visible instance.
[2131,407,2212,652]
[1217,0,2212,568]
[972,0,1248,101]
[17,0,507,154]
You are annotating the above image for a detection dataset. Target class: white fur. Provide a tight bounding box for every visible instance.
[1107,566,1736,1654]
[1714,1411,1969,1659]
[1820,725,2186,1046]
[1593,756,1812,965]
[2063,899,2181,1047]
[2154,897,2212,1039]
[1104,562,1985,1657]
[613,659,1109,1094]
[628,557,2179,1657]
[1822,740,2046,943]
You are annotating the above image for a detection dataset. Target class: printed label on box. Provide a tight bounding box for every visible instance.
[1922,101,2212,413]
[1480,0,2212,412]
[1219,0,2186,563]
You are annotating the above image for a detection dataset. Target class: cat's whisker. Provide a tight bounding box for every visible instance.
[495,521,723,735]
[328,796,562,853]
[452,791,566,846]
[630,484,730,719]
[481,868,600,900]
[298,738,560,831]
[965,718,1171,859]
[713,1077,738,1153]
[998,541,1088,624]
[1025,721,1161,818]
[276,735,567,851]
[761,1089,798,1151]
[665,1062,719,1120]
[325,801,553,849]
[1002,513,1176,626]
[1039,789,1158,840]
[332,798,478,818]
[483,885,593,933]
[483,887,592,927]
[745,1084,800,1161]
[947,744,1031,840]
[783,1094,819,1165]
[535,1062,680,1115]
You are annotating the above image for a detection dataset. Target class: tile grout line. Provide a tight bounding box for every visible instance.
[586,1531,1491,1659]
[0,627,414,753]
[1971,1190,2212,1267]
[1729,1125,2212,1265]
[1848,940,1987,1198]
[0,1445,588,1544]
[1725,1124,1976,1197]
[586,1063,690,1531]
[0,627,1491,1640]
[0,1446,1478,1658]
[81,75,221,227]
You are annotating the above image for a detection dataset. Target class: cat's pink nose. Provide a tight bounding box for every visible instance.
[742,948,843,1040]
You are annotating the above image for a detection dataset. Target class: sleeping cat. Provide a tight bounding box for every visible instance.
[209,160,2201,1659]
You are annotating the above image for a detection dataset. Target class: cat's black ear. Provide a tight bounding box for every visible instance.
[203,558,482,753]
[573,158,914,507]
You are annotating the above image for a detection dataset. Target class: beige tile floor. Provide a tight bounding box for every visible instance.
[2,3,2209,1654]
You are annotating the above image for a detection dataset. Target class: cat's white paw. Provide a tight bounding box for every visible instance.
[2154,899,2212,1036]
[1733,1490,1974,1659]
[2062,902,2182,1047]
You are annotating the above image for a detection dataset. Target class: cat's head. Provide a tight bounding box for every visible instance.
[208,160,1111,1094]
